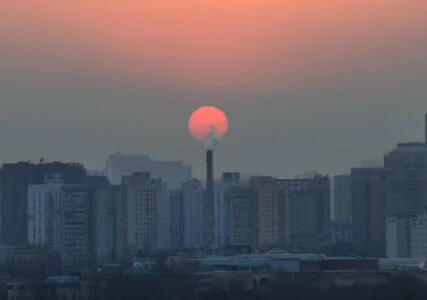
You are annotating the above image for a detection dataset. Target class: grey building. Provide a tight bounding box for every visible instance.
[384,143,427,217]
[228,185,259,248]
[92,186,126,265]
[334,174,352,223]
[351,168,386,245]
[106,152,191,188]
[277,176,331,250]
[169,188,184,249]
[60,185,92,268]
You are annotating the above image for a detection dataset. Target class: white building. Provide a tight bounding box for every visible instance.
[27,174,65,248]
[123,172,169,250]
[182,179,204,247]
[386,216,410,258]
[410,212,427,258]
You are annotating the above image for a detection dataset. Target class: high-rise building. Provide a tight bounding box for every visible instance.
[277,176,331,250]
[228,185,258,247]
[27,174,66,248]
[385,215,410,258]
[169,188,184,249]
[1,162,86,245]
[123,172,168,250]
[251,176,280,247]
[409,212,427,258]
[351,167,386,245]
[334,174,352,223]
[182,179,204,247]
[384,143,427,217]
[106,152,191,188]
[60,185,92,268]
[92,186,126,265]
[214,172,241,245]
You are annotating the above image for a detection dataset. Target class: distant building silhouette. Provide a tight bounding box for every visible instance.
[228,185,259,247]
[181,179,204,247]
[333,174,352,223]
[351,167,386,246]
[106,152,191,188]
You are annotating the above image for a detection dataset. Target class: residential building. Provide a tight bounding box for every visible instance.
[386,215,410,258]
[106,152,191,188]
[331,221,352,244]
[92,186,126,265]
[182,179,204,247]
[384,143,427,217]
[277,176,331,250]
[1,162,86,245]
[60,185,92,268]
[169,189,184,249]
[214,172,241,245]
[351,167,386,245]
[123,172,168,250]
[410,212,427,258]
[251,176,280,247]
[334,174,352,223]
[228,185,258,247]
[27,174,66,248]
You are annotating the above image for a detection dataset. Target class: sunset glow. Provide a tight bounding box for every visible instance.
[1,1,426,88]
[188,106,229,141]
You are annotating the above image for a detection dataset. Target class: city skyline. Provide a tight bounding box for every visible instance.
[1,2,427,178]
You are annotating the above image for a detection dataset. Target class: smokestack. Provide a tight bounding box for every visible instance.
[205,149,215,245]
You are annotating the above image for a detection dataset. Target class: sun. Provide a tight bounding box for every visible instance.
[188,106,229,141]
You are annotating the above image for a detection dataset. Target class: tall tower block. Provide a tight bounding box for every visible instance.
[205,149,215,245]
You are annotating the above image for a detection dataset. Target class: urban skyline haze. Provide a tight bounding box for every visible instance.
[1,1,426,178]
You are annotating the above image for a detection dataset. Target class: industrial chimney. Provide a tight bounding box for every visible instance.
[205,149,215,245]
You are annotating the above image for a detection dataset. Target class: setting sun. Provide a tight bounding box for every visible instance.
[188,106,229,141]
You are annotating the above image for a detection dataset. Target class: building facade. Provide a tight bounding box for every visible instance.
[385,216,410,258]
[251,176,280,247]
[214,172,241,246]
[123,172,168,250]
[92,186,126,264]
[181,179,204,247]
[228,185,259,247]
[334,174,352,223]
[384,143,427,217]
[277,176,331,250]
[351,167,386,246]
[27,174,66,248]
[60,185,92,268]
[169,188,184,249]
[410,212,427,258]
[1,162,86,245]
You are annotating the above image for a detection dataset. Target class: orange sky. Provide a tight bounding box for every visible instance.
[2,1,426,87]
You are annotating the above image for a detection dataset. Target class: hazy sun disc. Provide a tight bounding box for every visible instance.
[188,106,229,141]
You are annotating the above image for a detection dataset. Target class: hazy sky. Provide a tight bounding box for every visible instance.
[1,1,426,178]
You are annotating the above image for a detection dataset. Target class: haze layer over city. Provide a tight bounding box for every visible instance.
[1,1,427,178]
[1,1,427,300]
